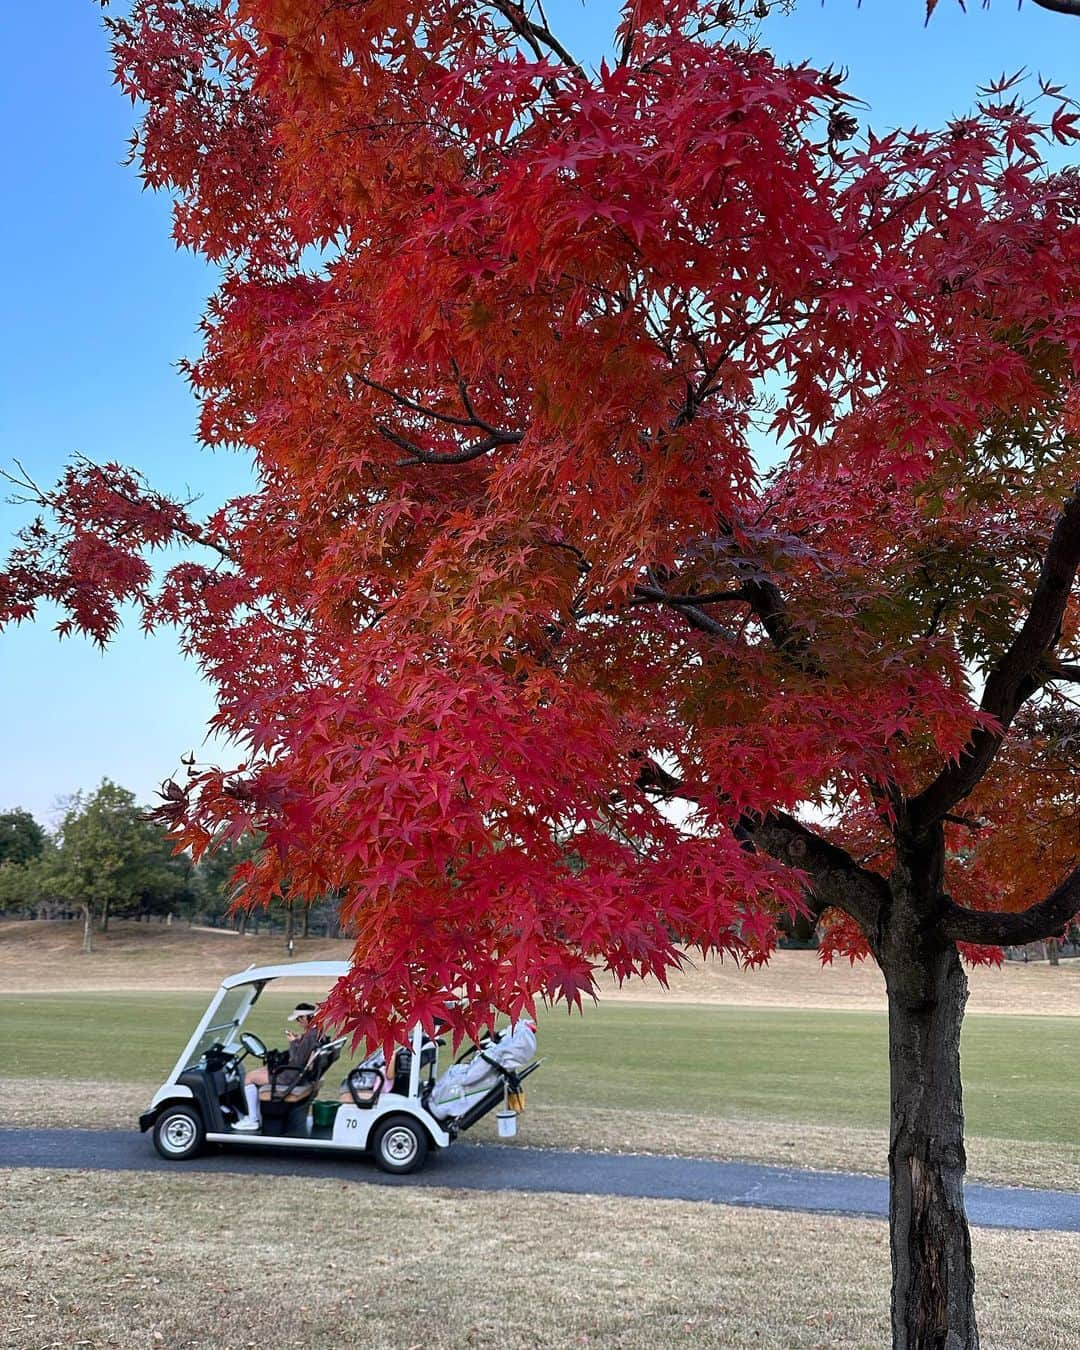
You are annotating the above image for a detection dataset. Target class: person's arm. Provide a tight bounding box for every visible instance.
[286,1027,316,1068]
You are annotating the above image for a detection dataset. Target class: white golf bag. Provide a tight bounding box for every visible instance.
[428,1020,537,1120]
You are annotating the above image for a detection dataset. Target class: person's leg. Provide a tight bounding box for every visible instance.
[236,1066,269,1128]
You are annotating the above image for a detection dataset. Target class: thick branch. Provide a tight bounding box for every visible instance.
[631,557,820,669]
[938,864,1080,946]
[739,576,824,674]
[743,810,888,933]
[942,812,986,832]
[627,764,886,932]
[632,755,690,799]
[1033,0,1080,16]
[667,602,737,641]
[910,487,1080,830]
[378,424,522,466]
[634,573,738,641]
[632,584,748,607]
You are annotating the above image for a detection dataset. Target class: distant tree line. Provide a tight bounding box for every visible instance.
[0,781,344,953]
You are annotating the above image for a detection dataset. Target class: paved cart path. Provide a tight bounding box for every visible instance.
[4,1128,1080,1232]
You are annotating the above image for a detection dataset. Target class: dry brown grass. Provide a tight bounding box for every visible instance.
[0,920,352,994]
[1,1168,1078,1350]
[7,919,1080,1017]
[9,1079,1080,1194]
[598,946,1080,1017]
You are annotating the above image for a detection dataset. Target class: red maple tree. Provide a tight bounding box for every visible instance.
[4,2,1080,1344]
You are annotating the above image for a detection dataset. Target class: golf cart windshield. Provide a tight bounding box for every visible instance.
[187,985,255,1064]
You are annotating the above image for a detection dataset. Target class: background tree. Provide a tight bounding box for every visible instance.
[3,2,1080,1345]
[0,808,45,869]
[192,833,338,944]
[191,831,260,928]
[0,836,58,916]
[49,781,191,951]
[128,823,195,923]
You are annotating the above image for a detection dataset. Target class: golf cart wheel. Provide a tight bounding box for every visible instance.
[153,1105,205,1161]
[371,1116,429,1174]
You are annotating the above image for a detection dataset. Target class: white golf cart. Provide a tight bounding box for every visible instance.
[138,961,540,1174]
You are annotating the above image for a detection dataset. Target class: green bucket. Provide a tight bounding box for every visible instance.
[312,1099,340,1129]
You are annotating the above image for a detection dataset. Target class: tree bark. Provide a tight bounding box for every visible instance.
[882,837,978,1350]
[100,897,111,933]
[81,903,94,955]
[884,944,977,1348]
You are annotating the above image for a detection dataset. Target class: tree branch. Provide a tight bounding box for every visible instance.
[378,424,522,466]
[625,763,886,933]
[632,584,749,608]
[632,754,691,800]
[1033,0,1080,17]
[1046,661,1080,684]
[938,864,1080,946]
[354,373,480,429]
[448,358,507,438]
[635,571,738,641]
[742,809,888,934]
[485,0,585,78]
[738,575,824,674]
[3,458,237,564]
[667,602,737,641]
[631,550,822,672]
[942,812,986,832]
[625,757,887,935]
[910,486,1080,830]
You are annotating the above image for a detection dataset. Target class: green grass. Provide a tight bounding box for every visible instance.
[4,991,1079,1146]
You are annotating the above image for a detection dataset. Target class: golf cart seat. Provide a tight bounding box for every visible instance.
[258,1036,347,1115]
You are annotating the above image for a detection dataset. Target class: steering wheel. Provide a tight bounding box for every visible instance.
[238,1031,268,1061]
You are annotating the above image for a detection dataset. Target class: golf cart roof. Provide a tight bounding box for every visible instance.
[220,961,352,990]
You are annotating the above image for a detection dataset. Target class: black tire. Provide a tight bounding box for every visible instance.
[152,1104,205,1161]
[371,1115,430,1174]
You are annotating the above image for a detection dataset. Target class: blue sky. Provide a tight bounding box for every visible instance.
[1,0,1076,825]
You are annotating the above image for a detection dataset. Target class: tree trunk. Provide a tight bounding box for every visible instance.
[1047,938,1060,966]
[302,905,310,940]
[883,841,978,1349]
[81,904,94,955]
[285,900,295,953]
[100,897,111,933]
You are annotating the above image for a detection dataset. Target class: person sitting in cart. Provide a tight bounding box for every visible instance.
[234,1002,323,1131]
